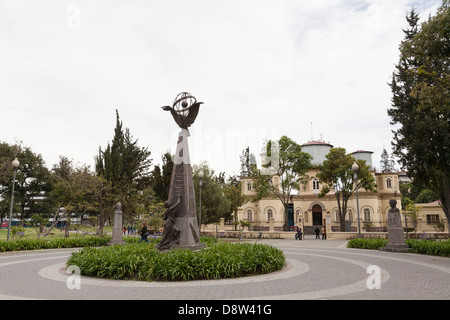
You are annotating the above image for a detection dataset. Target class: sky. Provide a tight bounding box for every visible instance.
[0,0,442,177]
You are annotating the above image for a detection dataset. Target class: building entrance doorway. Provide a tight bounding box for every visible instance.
[312,204,323,225]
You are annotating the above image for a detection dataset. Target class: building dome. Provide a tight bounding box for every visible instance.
[301,140,333,166]
[351,150,374,169]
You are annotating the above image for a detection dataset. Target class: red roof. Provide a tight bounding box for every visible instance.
[302,140,333,147]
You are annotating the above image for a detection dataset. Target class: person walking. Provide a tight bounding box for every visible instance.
[321,226,326,240]
[297,227,303,240]
[139,222,150,243]
[314,226,320,239]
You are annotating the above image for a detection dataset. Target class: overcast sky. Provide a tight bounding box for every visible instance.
[0,0,441,176]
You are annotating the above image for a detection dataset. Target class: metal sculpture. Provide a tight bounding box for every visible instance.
[157,92,205,251]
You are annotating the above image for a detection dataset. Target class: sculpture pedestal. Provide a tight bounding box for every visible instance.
[108,202,125,246]
[157,129,204,251]
[173,216,206,251]
[380,200,410,253]
[380,243,410,253]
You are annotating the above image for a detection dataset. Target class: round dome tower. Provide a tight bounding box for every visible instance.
[351,150,374,170]
[301,140,333,166]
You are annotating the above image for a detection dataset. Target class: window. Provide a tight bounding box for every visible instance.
[247,181,252,191]
[426,215,440,224]
[386,178,392,189]
[266,209,273,222]
[334,209,339,222]
[273,176,279,187]
[364,208,371,222]
[312,179,320,192]
[247,210,253,222]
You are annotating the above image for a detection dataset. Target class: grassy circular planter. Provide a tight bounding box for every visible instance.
[66,241,286,282]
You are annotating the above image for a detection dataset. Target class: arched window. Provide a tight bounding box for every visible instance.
[348,209,353,222]
[247,181,252,191]
[266,209,273,222]
[246,209,253,222]
[364,208,371,221]
[334,209,339,222]
[312,179,320,192]
[386,178,392,189]
[273,176,279,187]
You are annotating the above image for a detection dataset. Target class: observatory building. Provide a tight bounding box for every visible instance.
[236,138,403,236]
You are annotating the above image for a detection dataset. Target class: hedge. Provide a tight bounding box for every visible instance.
[0,237,111,252]
[0,235,216,252]
[347,238,450,257]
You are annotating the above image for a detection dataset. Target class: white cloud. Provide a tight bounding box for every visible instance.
[0,0,442,175]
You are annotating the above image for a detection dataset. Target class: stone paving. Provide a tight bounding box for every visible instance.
[0,236,449,301]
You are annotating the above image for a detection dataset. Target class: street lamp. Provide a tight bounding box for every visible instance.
[7,158,20,242]
[398,187,410,239]
[198,170,204,234]
[352,162,361,238]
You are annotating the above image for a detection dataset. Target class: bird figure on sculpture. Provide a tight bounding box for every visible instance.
[162,92,204,129]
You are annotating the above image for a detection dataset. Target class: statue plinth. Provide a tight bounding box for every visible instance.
[156,129,205,251]
[108,202,125,246]
[380,199,410,253]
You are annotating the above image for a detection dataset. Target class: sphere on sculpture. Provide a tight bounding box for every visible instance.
[162,92,203,129]
[173,92,197,117]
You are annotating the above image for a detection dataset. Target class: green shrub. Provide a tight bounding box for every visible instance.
[67,242,285,282]
[347,238,450,257]
[347,238,387,250]
[0,235,214,252]
[406,239,450,257]
[0,236,111,252]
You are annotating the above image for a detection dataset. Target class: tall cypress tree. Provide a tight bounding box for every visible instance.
[150,152,173,202]
[95,110,152,226]
[388,4,450,229]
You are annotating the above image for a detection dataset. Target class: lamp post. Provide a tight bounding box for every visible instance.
[7,158,20,242]
[405,187,410,239]
[198,170,204,234]
[352,162,361,238]
[396,187,410,239]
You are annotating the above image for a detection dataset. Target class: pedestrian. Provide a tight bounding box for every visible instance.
[139,222,150,243]
[314,226,320,239]
[296,227,303,240]
[123,226,127,235]
[321,227,326,240]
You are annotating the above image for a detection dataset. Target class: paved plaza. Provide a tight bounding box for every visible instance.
[0,236,449,301]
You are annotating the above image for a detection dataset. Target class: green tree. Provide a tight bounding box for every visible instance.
[151,152,173,202]
[95,110,152,233]
[222,175,248,231]
[31,213,48,239]
[317,148,377,232]
[415,189,439,204]
[239,147,257,177]
[0,142,53,220]
[48,158,107,237]
[380,148,396,173]
[252,136,312,231]
[193,163,231,225]
[388,4,450,230]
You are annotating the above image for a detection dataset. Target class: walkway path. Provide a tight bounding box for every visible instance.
[0,237,449,300]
